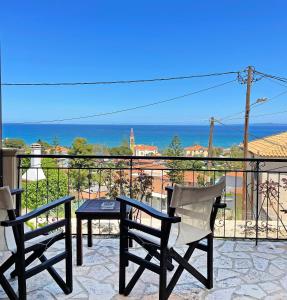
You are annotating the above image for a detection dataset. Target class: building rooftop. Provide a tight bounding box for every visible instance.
[184,145,207,151]
[134,145,158,151]
[248,131,287,157]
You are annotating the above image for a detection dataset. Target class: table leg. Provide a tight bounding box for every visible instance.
[88,219,93,247]
[77,217,83,266]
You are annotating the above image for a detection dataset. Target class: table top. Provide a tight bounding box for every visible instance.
[75,199,126,219]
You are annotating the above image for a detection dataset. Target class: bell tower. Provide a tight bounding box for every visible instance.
[130,128,135,154]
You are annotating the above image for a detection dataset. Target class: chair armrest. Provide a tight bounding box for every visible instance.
[10,188,24,196]
[165,186,174,192]
[213,203,226,209]
[11,188,24,217]
[1,195,75,227]
[117,195,181,223]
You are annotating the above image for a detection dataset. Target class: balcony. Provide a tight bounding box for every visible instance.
[1,153,287,299]
[1,238,287,299]
[15,154,287,241]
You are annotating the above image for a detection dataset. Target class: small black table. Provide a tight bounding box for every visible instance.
[75,199,129,266]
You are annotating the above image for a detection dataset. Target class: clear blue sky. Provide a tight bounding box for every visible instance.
[1,0,287,125]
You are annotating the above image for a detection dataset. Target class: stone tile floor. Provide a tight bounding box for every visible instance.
[1,238,287,299]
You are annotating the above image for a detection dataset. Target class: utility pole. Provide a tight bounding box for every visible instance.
[243,66,253,160]
[242,66,254,205]
[208,117,214,158]
[207,116,214,171]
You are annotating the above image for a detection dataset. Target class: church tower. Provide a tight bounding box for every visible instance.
[130,128,135,154]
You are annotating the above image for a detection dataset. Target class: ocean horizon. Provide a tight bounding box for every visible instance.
[3,123,287,150]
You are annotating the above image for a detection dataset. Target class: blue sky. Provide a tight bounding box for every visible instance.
[1,0,287,125]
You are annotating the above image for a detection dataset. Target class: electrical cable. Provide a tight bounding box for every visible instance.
[16,79,236,124]
[220,88,287,122]
[215,119,287,150]
[254,70,287,85]
[1,71,240,87]
[223,109,287,122]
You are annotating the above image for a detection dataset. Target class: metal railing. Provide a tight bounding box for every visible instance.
[16,154,287,243]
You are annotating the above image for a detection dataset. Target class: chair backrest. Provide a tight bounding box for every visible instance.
[170,177,225,245]
[0,186,15,251]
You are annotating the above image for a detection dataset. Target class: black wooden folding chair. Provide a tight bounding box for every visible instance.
[0,186,74,300]
[117,177,226,300]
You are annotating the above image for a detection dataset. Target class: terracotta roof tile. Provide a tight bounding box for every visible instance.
[134,145,158,151]
[248,131,287,157]
[184,145,207,151]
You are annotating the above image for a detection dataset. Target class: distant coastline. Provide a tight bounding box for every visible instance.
[3,123,287,150]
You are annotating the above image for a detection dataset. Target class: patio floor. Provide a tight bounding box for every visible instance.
[1,238,287,299]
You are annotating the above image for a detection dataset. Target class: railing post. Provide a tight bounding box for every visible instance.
[129,158,133,198]
[255,160,260,246]
[17,155,21,188]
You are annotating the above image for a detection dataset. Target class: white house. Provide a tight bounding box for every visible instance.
[22,143,46,181]
[184,145,208,157]
[134,145,158,156]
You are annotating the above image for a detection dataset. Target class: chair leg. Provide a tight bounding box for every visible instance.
[131,234,174,272]
[159,248,168,300]
[16,257,26,300]
[65,201,73,293]
[207,234,213,289]
[119,233,127,294]
[0,272,18,300]
[124,253,153,295]
[144,244,174,272]
[167,244,197,298]
[0,255,16,274]
[167,256,174,271]
[39,255,71,294]
[11,250,43,278]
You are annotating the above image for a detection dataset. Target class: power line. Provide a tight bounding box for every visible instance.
[261,75,287,88]
[221,69,287,122]
[220,88,287,122]
[1,71,240,87]
[254,70,287,85]
[224,109,287,121]
[16,79,236,124]
[215,119,287,150]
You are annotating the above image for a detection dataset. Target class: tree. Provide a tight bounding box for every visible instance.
[22,158,68,214]
[69,137,93,156]
[52,137,60,148]
[68,138,95,198]
[164,136,185,184]
[4,138,26,149]
[132,171,153,201]
[68,137,94,168]
[230,145,243,158]
[227,145,244,169]
[93,144,110,155]
[212,147,223,157]
[105,171,130,199]
[105,170,153,202]
[109,140,133,156]
[37,139,51,152]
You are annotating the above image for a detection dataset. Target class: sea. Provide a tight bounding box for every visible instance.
[3,123,287,150]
